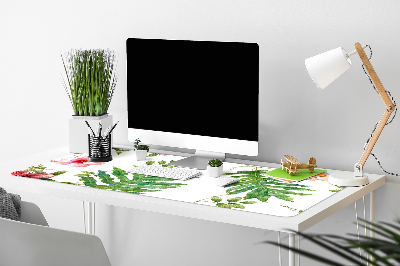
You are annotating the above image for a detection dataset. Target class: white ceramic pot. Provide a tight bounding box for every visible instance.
[136,150,147,161]
[69,114,113,154]
[207,165,223,178]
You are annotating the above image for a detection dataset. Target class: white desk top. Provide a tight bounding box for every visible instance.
[0,146,385,232]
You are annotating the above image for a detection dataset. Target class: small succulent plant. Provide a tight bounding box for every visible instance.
[208,159,223,167]
[134,138,149,151]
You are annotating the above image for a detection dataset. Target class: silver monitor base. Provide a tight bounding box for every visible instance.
[168,150,225,170]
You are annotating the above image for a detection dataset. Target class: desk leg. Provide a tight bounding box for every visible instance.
[289,233,295,266]
[83,201,95,235]
[370,190,375,238]
[370,190,376,266]
[297,234,300,266]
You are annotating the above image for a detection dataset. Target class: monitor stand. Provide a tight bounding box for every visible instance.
[168,150,225,170]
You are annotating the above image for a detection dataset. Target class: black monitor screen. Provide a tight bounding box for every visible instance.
[126,38,259,142]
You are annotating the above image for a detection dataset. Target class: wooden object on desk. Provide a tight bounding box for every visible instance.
[281,155,317,176]
[354,42,395,170]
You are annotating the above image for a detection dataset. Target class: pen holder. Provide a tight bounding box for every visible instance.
[88,134,112,162]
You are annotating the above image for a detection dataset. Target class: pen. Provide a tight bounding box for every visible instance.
[88,128,94,137]
[105,121,119,138]
[85,120,95,136]
[95,122,101,137]
[98,123,102,138]
[103,126,111,138]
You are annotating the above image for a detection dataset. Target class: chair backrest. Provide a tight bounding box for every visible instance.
[0,201,111,266]
[20,200,48,226]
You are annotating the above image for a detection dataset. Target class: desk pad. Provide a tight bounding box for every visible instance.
[11,149,344,217]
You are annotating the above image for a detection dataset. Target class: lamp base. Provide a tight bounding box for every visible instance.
[328,172,369,187]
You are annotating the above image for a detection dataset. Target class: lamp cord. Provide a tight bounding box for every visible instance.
[362,45,399,176]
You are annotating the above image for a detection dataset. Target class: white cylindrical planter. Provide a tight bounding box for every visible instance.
[207,165,223,178]
[136,150,147,161]
[69,114,113,154]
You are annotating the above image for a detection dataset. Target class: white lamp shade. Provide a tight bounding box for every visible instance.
[305,47,352,89]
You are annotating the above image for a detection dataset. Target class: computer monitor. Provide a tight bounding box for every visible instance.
[126,38,259,169]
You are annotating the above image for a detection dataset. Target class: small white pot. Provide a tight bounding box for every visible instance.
[135,150,147,161]
[207,165,223,178]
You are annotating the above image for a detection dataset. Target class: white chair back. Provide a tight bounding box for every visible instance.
[0,201,111,266]
[20,200,48,226]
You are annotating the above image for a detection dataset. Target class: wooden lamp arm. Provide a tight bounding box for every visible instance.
[354,42,394,175]
[355,43,394,111]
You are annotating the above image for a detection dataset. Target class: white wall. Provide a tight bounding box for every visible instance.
[2,0,400,265]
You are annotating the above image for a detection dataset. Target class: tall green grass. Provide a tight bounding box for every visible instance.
[61,49,118,116]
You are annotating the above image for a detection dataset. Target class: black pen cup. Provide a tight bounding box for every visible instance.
[88,134,112,162]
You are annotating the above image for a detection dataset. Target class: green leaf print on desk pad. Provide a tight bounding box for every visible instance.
[11,149,344,217]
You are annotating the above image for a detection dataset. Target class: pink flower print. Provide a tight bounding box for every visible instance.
[11,171,54,179]
[11,170,30,177]
[51,156,105,167]
[26,173,54,179]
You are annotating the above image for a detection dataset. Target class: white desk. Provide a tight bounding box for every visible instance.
[0,146,385,266]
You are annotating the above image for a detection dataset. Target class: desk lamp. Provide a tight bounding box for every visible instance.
[305,42,395,186]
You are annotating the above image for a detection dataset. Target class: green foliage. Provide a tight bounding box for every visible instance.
[215,202,245,209]
[97,170,115,184]
[26,164,66,176]
[225,170,314,203]
[216,203,232,209]
[204,169,314,210]
[27,164,47,173]
[52,171,68,176]
[240,201,257,204]
[229,203,245,209]
[208,159,223,167]
[77,171,102,187]
[61,49,118,116]
[210,196,246,209]
[265,218,400,266]
[146,161,155,165]
[227,197,242,203]
[134,138,149,151]
[158,160,174,167]
[148,153,158,157]
[75,167,186,194]
[113,148,131,155]
[280,205,302,213]
[211,196,222,203]
[138,145,149,151]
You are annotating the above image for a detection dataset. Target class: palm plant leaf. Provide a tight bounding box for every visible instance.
[76,166,186,194]
[264,218,400,266]
[266,232,376,266]
[225,170,314,203]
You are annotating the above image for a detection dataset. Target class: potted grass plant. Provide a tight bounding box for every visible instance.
[134,138,149,161]
[61,49,118,153]
[207,159,223,177]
